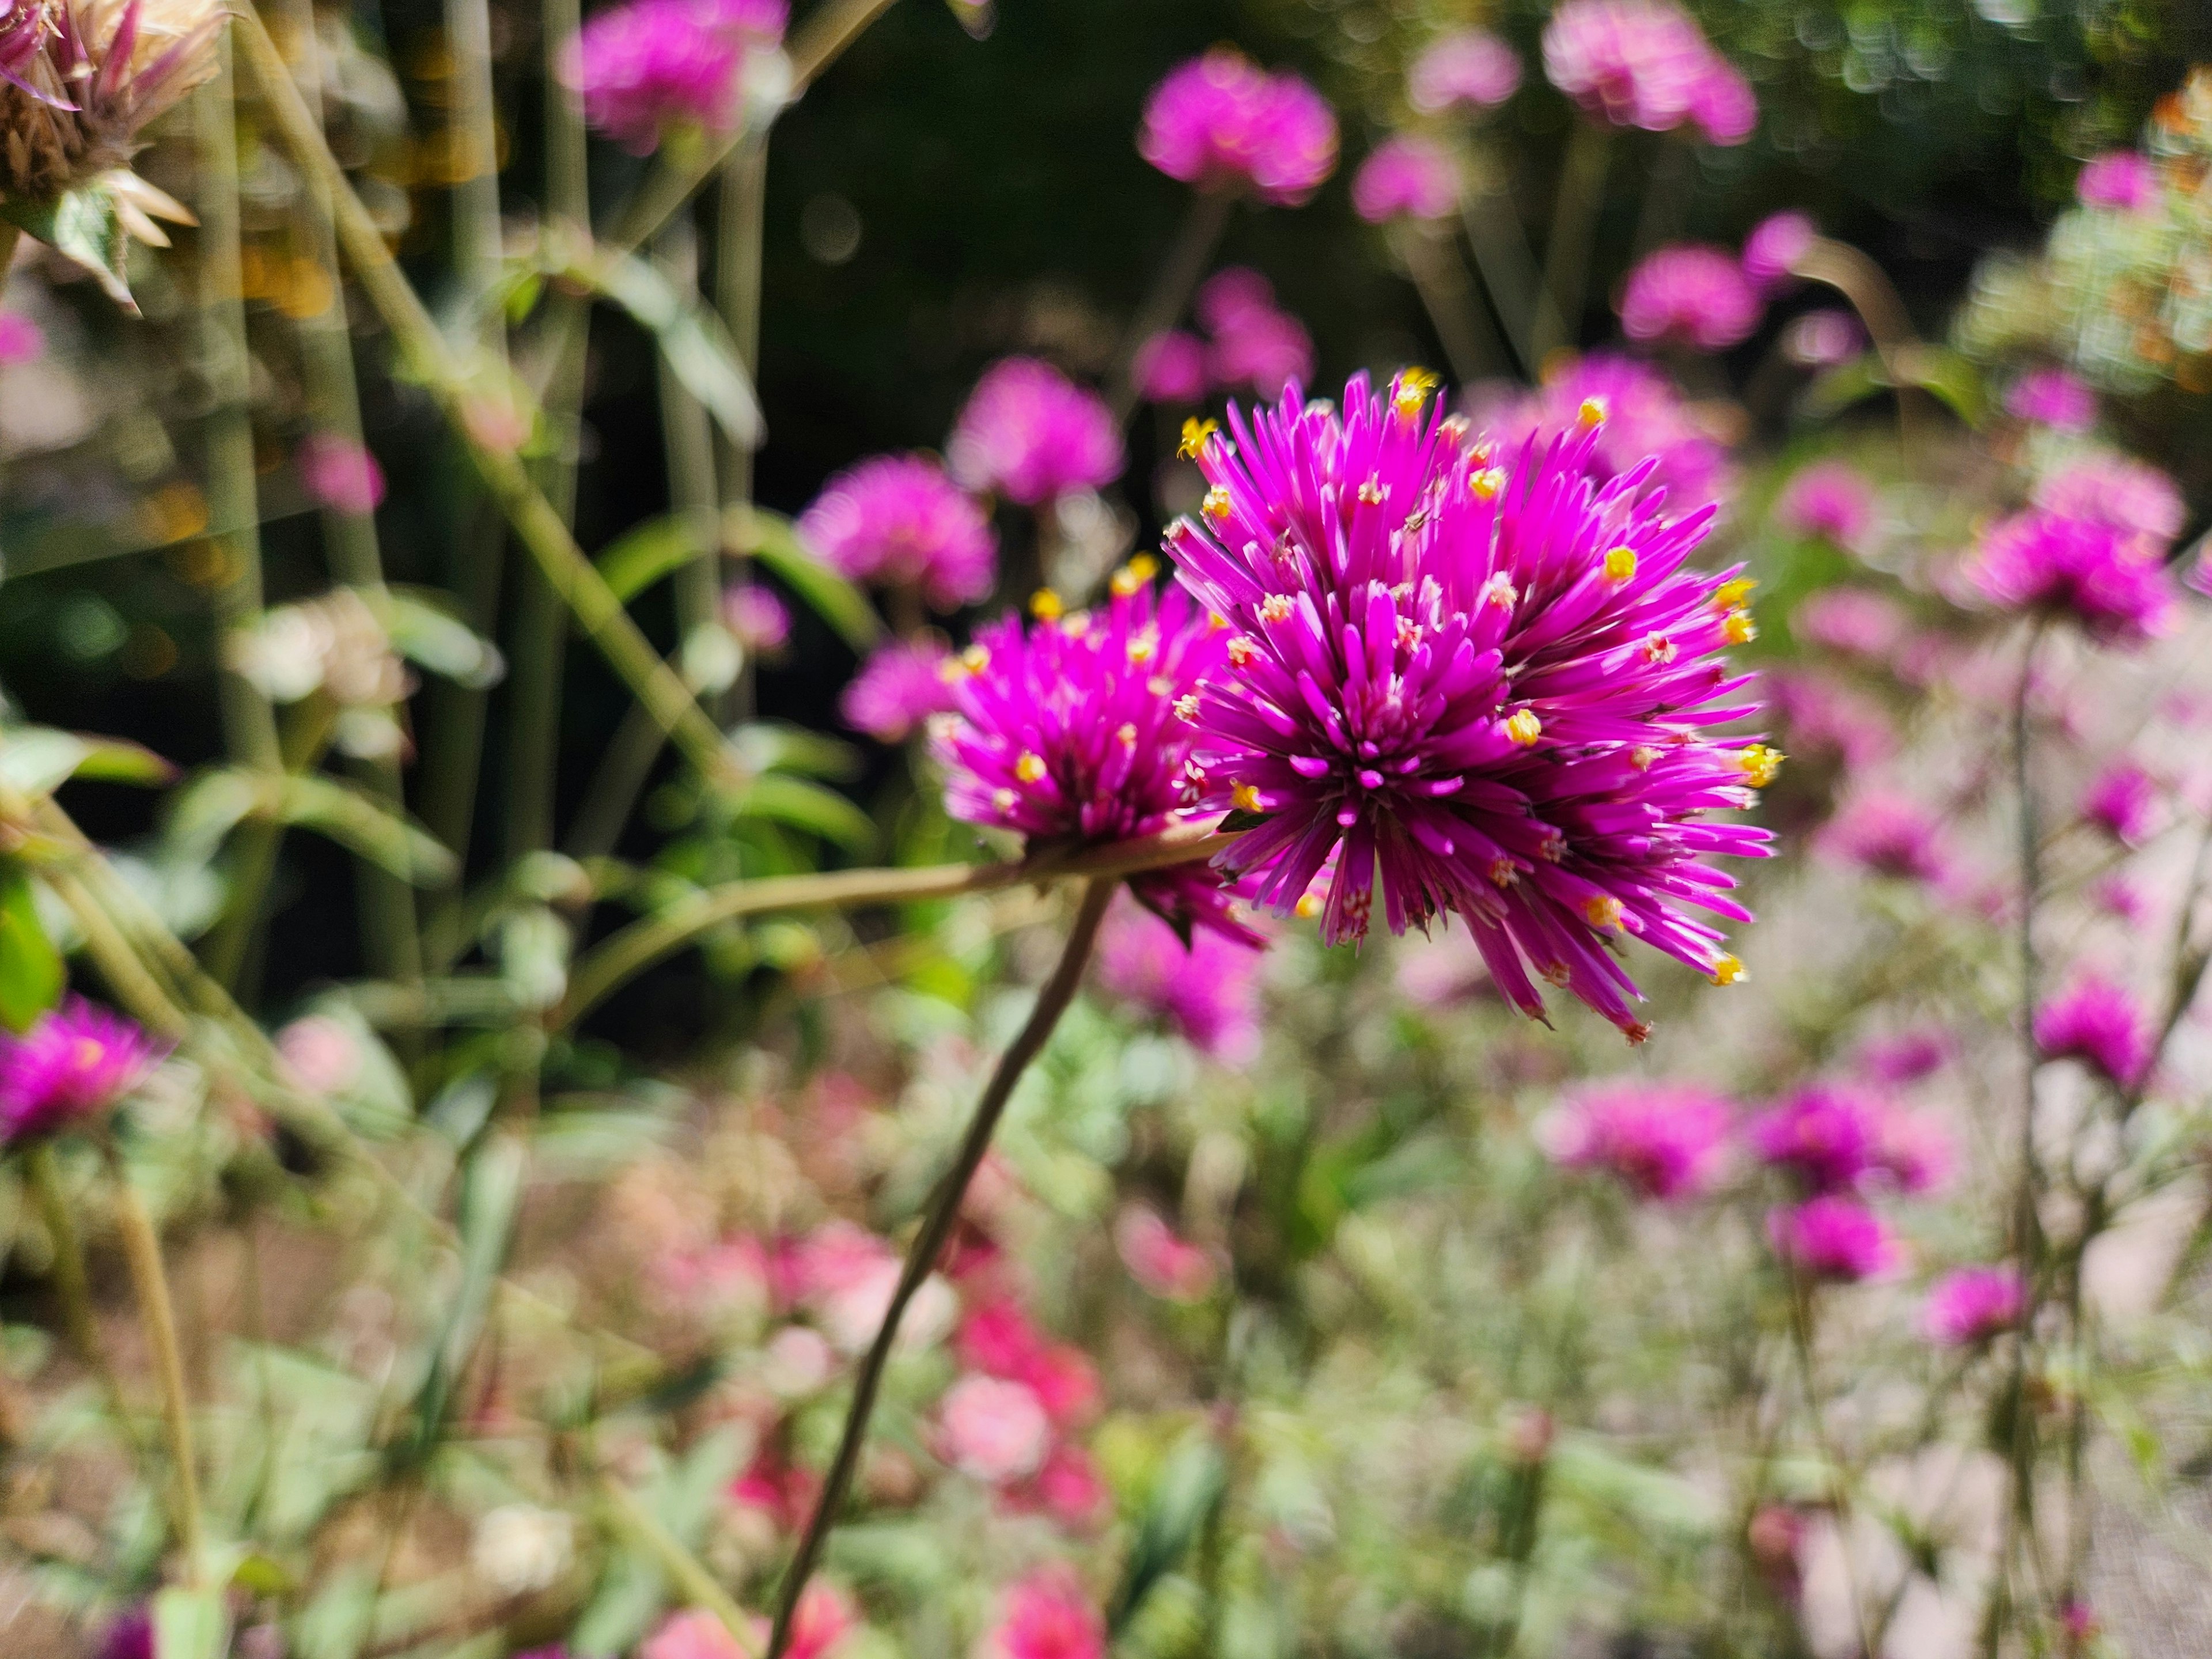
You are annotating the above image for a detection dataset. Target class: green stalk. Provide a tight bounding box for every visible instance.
[1533,120,1610,365]
[1394,222,1504,385]
[1459,183,1566,381]
[715,137,767,723]
[1107,188,1234,423]
[25,1146,121,1392]
[108,1145,205,1585]
[764,878,1115,1659]
[599,1475,762,1656]
[1790,237,1936,456]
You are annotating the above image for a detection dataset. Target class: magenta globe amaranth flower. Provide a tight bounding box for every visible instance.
[1137,48,1338,207]
[1351,134,1458,224]
[298,432,387,517]
[1967,507,2180,646]
[1541,1080,1731,1200]
[2031,453,2184,551]
[1094,896,1264,1062]
[1408,30,1521,114]
[2005,366,2097,432]
[1541,0,1756,145]
[1474,353,1734,510]
[0,311,43,365]
[799,453,995,609]
[1816,789,1955,886]
[932,570,1245,940]
[1768,1195,1897,1282]
[2035,972,2151,1090]
[1741,211,1815,294]
[1618,244,1762,351]
[0,997,163,1143]
[1131,331,1209,404]
[1793,589,1907,659]
[1193,268,1316,398]
[561,0,752,154]
[1922,1265,2026,1347]
[724,582,790,653]
[2082,760,2160,847]
[1165,372,1772,1040]
[2077,150,2160,214]
[1782,309,1864,367]
[1772,461,1875,555]
[1749,1082,1880,1194]
[948,358,1124,507]
[840,638,956,743]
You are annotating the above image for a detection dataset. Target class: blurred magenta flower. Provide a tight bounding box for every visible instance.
[101,1608,154,1659]
[2082,760,2161,846]
[642,1609,749,1659]
[1816,789,1954,885]
[939,1372,1052,1483]
[1793,588,1907,659]
[1854,1027,1952,1085]
[1018,1442,1111,1529]
[1541,1080,1732,1200]
[1541,0,1756,145]
[1873,1101,1950,1194]
[1408,29,1521,113]
[2076,150,2160,213]
[799,453,995,608]
[1618,244,1762,350]
[1772,460,1875,554]
[1,998,162,1144]
[562,0,782,154]
[840,638,956,743]
[1475,353,1735,505]
[1207,302,1314,401]
[1748,1082,1885,1194]
[1351,134,1458,224]
[1094,898,1263,1062]
[783,1585,859,1659]
[1168,371,1770,1040]
[0,310,43,364]
[1131,331,1209,404]
[1113,1204,1218,1300]
[2005,366,2097,431]
[724,581,791,653]
[933,575,1243,940]
[1767,1195,1897,1281]
[1782,308,1865,366]
[1195,267,1274,331]
[948,358,1124,505]
[1137,48,1338,206]
[2032,452,2185,550]
[986,1567,1106,1659]
[1922,1264,2025,1346]
[1968,508,2180,646]
[1741,210,1815,293]
[1764,668,1897,771]
[298,432,387,517]
[275,1013,366,1098]
[955,1298,1100,1429]
[2035,972,2151,1089]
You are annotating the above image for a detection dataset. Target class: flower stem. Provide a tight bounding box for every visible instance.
[764,877,1116,1659]
[1108,189,1234,423]
[599,1474,762,1656]
[107,1143,205,1585]
[1786,1272,1878,1659]
[1395,222,1505,385]
[1790,238,1935,456]
[1458,184,1556,380]
[1534,120,1609,365]
[25,1146,115,1385]
[715,137,768,724]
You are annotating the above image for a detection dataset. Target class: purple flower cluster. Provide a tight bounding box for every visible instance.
[1474,353,1734,508]
[948,358,1124,507]
[799,454,996,609]
[1741,211,1816,294]
[1165,372,1771,1040]
[2031,453,2185,550]
[560,0,785,154]
[1768,1195,1897,1282]
[1,997,162,1144]
[1618,244,1762,351]
[2005,366,2097,432]
[1137,48,1338,207]
[1748,1082,1947,1198]
[1816,789,1955,887]
[1407,29,1521,115]
[2076,150,2161,214]
[840,638,956,743]
[1094,897,1264,1062]
[1135,269,1315,406]
[1541,0,1756,145]
[2035,972,2152,1090]
[2082,760,2160,847]
[931,572,1245,940]
[1772,461,1876,555]
[0,311,43,365]
[1921,1265,2026,1347]
[1351,135,1458,225]
[1793,589,1907,660]
[1967,506,2180,646]
[1542,1079,1731,1200]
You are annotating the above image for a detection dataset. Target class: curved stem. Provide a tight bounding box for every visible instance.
[554,821,1236,1027]
[107,1145,204,1584]
[764,878,1116,1659]
[1790,238,1936,455]
[1107,189,1234,423]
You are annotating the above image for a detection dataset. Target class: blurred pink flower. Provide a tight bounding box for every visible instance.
[1472,351,1734,505]
[1793,588,1907,658]
[275,1013,365,1097]
[1873,1102,1950,1194]
[939,1372,1052,1483]
[2093,873,2150,927]
[1203,279,1315,400]
[1782,308,1865,366]
[1764,669,1896,771]
[560,0,773,154]
[1392,924,1494,1007]
[1351,134,1457,223]
[730,1446,821,1532]
[1408,29,1521,113]
[1093,899,1263,1063]
[1113,1205,1217,1300]
[1541,1080,1732,1201]
[783,1582,859,1659]
[2005,366,2097,432]
[0,310,45,364]
[1618,244,1762,350]
[2032,453,2184,550]
[955,1298,1100,1429]
[1817,789,1954,885]
[1,998,163,1143]
[1741,210,1815,293]
[2035,972,2151,1089]
[2082,760,2160,846]
[840,638,957,743]
[1854,1028,1952,1085]
[642,1609,750,1659]
[298,432,385,517]
[2077,150,2160,214]
[1749,1082,1881,1194]
[1773,460,1875,554]
[102,1610,155,1659]
[2058,1599,2099,1641]
[948,358,1123,506]
[1137,48,1338,206]
[985,1567,1107,1659]
[725,582,791,653]
[657,1235,771,1320]
[1542,0,1755,144]
[798,453,995,609]
[1131,331,1209,404]
[1922,1264,2025,1346]
[790,1221,954,1354]
[1968,508,2179,646]
[1194,267,1275,332]
[1021,1442,1111,1529]
[1767,1196,1897,1281]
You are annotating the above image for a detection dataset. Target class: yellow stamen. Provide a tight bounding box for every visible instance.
[1015,752,1047,783]
[1174,693,1202,722]
[1228,637,1260,667]
[1576,396,1608,428]
[1505,709,1543,747]
[1111,554,1159,596]
[1177,416,1218,460]
[1709,954,1746,987]
[1603,546,1638,582]
[1029,588,1063,620]
[1630,744,1659,771]
[1294,892,1321,920]
[1116,722,1137,748]
[1393,368,1439,419]
[1712,577,1757,610]
[1202,486,1233,522]
[1469,466,1506,500]
[1260,593,1296,624]
[1584,894,1624,930]
[1724,608,1757,645]
[1736,744,1785,788]
[1232,781,1265,813]
[1357,478,1388,506]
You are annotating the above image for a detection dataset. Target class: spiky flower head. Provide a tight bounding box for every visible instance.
[1164,370,1770,1041]
[1749,1081,1944,1197]
[1540,1078,1732,1200]
[1921,1265,2026,1347]
[1473,352,1734,508]
[558,0,783,156]
[1137,47,1337,207]
[947,357,1123,507]
[1967,506,2180,646]
[1618,243,1763,351]
[840,637,956,743]
[1767,1195,1896,1282]
[931,571,1248,941]
[2076,149,2160,214]
[1541,0,1755,145]
[1094,894,1263,1062]
[799,452,995,609]
[2035,972,2151,1089]
[0,995,163,1143]
[1407,28,1520,114]
[2082,759,2160,847]
[2031,451,2184,551]
[2004,365,2097,431]
[1350,134,1457,224]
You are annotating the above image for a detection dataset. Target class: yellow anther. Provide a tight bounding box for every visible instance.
[1712,577,1757,609]
[1177,416,1218,460]
[1736,744,1785,788]
[1111,554,1160,596]
[1584,894,1624,930]
[1709,954,1747,987]
[1126,631,1157,664]
[1294,892,1321,920]
[1488,856,1518,888]
[1174,693,1202,722]
[1630,744,1659,771]
[1480,573,1517,610]
[1576,396,1609,428]
[1016,752,1047,783]
[1469,466,1507,500]
[1260,593,1296,624]
[1724,608,1758,645]
[1358,477,1388,506]
[1232,781,1265,813]
[1228,637,1260,667]
[1116,722,1138,748]
[1202,486,1234,521]
[1030,587,1064,620]
[1604,546,1638,582]
[1393,368,1439,418]
[942,643,990,681]
[1505,709,1543,747]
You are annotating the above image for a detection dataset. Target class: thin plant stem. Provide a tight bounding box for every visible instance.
[25,1145,123,1397]
[765,878,1116,1659]
[715,136,767,722]
[1790,238,1935,456]
[555,822,1236,1027]
[0,223,20,279]
[599,1474,762,1656]
[1459,184,1556,380]
[1395,222,1505,385]
[107,1143,205,1585]
[658,219,725,641]
[229,9,749,796]
[1535,120,1610,364]
[1786,1272,1879,1659]
[1108,189,1233,423]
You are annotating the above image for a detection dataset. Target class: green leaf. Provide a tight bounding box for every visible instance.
[151,1585,229,1659]
[0,726,172,798]
[402,1127,527,1460]
[567,248,763,448]
[380,586,506,688]
[733,509,885,652]
[2,184,134,311]
[594,513,712,603]
[1110,1430,1227,1633]
[730,772,876,851]
[271,774,459,886]
[0,867,62,1033]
